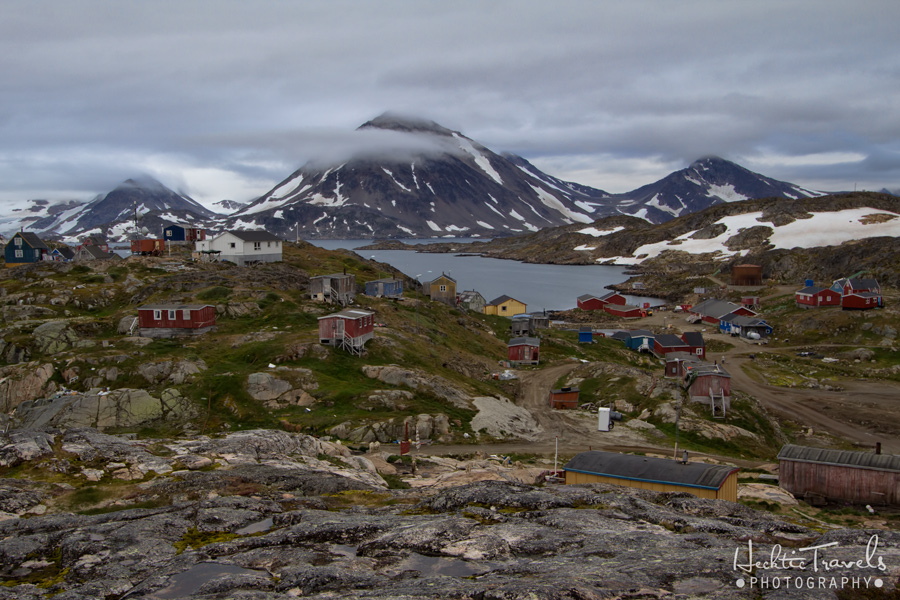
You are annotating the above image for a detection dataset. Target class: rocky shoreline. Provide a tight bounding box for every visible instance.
[1,427,897,599]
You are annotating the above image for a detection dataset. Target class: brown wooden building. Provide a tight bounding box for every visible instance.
[777,444,900,506]
[731,264,763,286]
[427,273,457,306]
[564,451,739,501]
[549,387,580,409]
[310,273,356,305]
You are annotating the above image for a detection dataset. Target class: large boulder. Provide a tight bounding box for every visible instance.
[13,388,197,430]
[362,365,471,408]
[246,368,318,408]
[0,363,56,413]
[137,359,207,385]
[31,321,80,354]
[470,396,542,441]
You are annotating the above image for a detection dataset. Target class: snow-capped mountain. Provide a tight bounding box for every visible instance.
[225,114,614,238]
[26,177,218,243]
[212,199,248,214]
[611,156,824,222]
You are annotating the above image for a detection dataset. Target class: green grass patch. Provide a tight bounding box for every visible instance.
[174,527,240,554]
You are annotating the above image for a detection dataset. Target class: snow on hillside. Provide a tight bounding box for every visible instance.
[606,207,900,265]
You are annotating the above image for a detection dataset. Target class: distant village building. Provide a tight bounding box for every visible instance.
[839,277,883,310]
[778,444,900,506]
[689,299,757,327]
[163,224,206,244]
[426,273,457,306]
[137,304,216,338]
[603,304,642,319]
[683,361,731,415]
[578,326,593,343]
[74,244,119,261]
[795,284,842,308]
[484,295,527,317]
[130,239,167,256]
[549,387,580,409]
[317,309,375,356]
[731,264,763,286]
[507,337,540,365]
[577,291,626,311]
[457,290,486,313]
[195,230,282,265]
[49,246,75,262]
[611,329,654,352]
[719,314,773,339]
[364,278,403,298]
[510,315,531,337]
[309,273,356,305]
[563,451,739,502]
[78,235,109,253]
[4,232,49,267]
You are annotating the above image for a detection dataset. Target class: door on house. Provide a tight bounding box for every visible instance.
[334,319,345,340]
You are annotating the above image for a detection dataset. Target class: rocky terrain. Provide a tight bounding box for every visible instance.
[1,427,898,599]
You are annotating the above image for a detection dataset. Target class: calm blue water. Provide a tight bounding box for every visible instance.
[311,239,661,311]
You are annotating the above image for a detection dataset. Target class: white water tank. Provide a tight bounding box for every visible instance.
[747,331,761,340]
[598,407,611,432]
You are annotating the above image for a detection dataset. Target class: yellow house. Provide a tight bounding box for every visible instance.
[483,295,526,317]
[427,273,457,306]
[564,451,738,502]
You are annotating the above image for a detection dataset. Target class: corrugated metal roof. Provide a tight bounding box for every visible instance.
[138,304,214,310]
[13,232,49,250]
[777,444,900,473]
[318,309,374,320]
[508,336,539,347]
[797,286,827,295]
[682,331,705,347]
[564,451,737,490]
[655,333,687,347]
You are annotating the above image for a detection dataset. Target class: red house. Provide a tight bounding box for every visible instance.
[653,333,692,357]
[689,299,756,326]
[137,304,216,338]
[549,387,580,409]
[577,291,627,310]
[604,304,642,318]
[508,337,540,365]
[795,285,841,307]
[840,278,883,310]
[683,363,731,414]
[681,331,706,359]
[318,309,375,355]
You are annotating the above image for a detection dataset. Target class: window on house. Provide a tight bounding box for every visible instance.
[696,348,703,355]
[168,310,177,320]
[254,242,261,250]
[230,242,236,248]
[501,306,507,312]
[267,242,271,247]
[440,285,446,292]
[35,249,41,258]
[14,237,22,246]
[14,249,23,258]
[153,310,162,320]
[166,230,172,237]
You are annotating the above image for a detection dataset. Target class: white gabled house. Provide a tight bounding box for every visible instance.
[195,230,282,265]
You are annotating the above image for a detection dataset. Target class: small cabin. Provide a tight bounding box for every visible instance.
[578,326,593,343]
[508,337,540,365]
[458,290,486,313]
[4,232,49,267]
[79,235,109,253]
[683,362,731,415]
[720,314,773,339]
[50,246,75,262]
[549,387,580,409]
[131,239,166,256]
[680,331,706,359]
[795,285,841,308]
[137,304,216,338]
[564,451,739,502]
[510,315,531,337]
[163,224,206,243]
[318,309,375,356]
[484,295,527,317]
[427,273,457,306]
[577,291,626,310]
[652,333,691,357]
[841,279,883,310]
[778,444,900,506]
[310,273,356,305]
[74,245,119,261]
[365,278,403,298]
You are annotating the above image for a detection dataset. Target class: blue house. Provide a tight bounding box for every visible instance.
[163,224,206,243]
[364,278,403,298]
[4,232,49,267]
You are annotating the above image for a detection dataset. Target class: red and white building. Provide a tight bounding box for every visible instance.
[839,278,883,310]
[795,285,842,308]
[137,304,216,338]
[508,337,540,365]
[604,303,642,318]
[318,309,375,355]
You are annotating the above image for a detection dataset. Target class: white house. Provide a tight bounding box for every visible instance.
[195,230,282,265]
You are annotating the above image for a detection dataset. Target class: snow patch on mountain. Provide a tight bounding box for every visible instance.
[453,133,503,185]
[528,184,593,224]
[706,183,749,203]
[578,226,625,237]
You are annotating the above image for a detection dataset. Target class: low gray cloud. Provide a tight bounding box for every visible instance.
[1,0,899,206]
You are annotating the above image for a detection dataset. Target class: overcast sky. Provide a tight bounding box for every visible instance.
[2,1,898,208]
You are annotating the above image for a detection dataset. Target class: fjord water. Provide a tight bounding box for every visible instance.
[311,239,662,311]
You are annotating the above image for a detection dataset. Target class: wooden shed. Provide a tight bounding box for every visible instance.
[549,387,580,409]
[310,273,356,305]
[317,309,375,356]
[683,362,731,415]
[731,264,763,286]
[365,278,403,298]
[137,304,216,338]
[578,326,593,343]
[777,444,900,506]
[458,290,486,313]
[564,451,739,502]
[508,337,540,365]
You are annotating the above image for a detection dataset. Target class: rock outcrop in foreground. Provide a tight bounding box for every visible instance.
[0,428,897,599]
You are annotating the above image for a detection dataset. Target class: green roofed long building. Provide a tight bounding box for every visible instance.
[563,451,739,501]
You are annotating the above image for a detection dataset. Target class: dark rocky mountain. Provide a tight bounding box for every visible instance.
[225,114,613,239]
[212,199,248,214]
[609,156,824,223]
[28,177,217,242]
